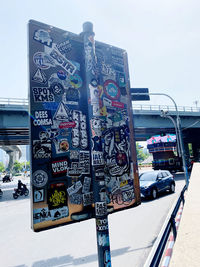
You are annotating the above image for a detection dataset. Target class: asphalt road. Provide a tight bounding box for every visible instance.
[0,172,186,267]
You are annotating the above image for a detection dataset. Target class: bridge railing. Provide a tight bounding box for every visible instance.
[0,97,28,106]
[0,97,200,113]
[132,104,200,113]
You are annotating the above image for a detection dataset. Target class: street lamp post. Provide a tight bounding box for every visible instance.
[131,92,189,188]
[160,110,181,157]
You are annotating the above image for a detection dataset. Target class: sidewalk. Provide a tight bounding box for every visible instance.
[170,163,200,267]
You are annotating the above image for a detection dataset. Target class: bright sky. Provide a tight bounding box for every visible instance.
[1,0,199,107]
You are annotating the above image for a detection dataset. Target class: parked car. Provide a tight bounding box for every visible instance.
[139,170,175,199]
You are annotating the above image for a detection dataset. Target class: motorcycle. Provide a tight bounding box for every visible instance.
[13,186,29,199]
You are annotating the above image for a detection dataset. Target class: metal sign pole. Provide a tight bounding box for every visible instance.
[82,22,112,267]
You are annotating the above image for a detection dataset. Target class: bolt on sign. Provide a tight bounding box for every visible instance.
[29,20,140,232]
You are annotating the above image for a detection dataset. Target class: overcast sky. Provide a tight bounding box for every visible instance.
[1,0,199,107]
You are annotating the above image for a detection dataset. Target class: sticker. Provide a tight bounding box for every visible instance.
[32,87,55,102]
[89,83,99,105]
[79,151,90,174]
[51,82,64,95]
[82,177,91,194]
[70,74,82,88]
[93,105,100,116]
[104,80,120,100]
[53,102,70,121]
[96,218,109,231]
[66,88,80,102]
[72,111,88,149]
[102,126,130,176]
[48,183,67,210]
[54,139,69,154]
[52,206,69,221]
[33,52,55,69]
[32,170,48,188]
[70,150,79,159]
[67,181,82,196]
[57,70,67,80]
[92,152,104,165]
[39,131,50,142]
[98,233,110,247]
[118,72,126,87]
[111,101,124,109]
[67,166,83,177]
[83,192,93,206]
[122,189,134,202]
[95,168,105,181]
[33,140,51,159]
[33,207,52,224]
[59,121,76,129]
[33,29,53,47]
[101,63,116,80]
[51,159,68,176]
[34,189,45,203]
[91,118,102,137]
[56,40,72,54]
[50,48,76,75]
[92,136,102,151]
[32,68,47,84]
[95,202,107,216]
[104,250,111,267]
[33,110,53,126]
[69,193,82,205]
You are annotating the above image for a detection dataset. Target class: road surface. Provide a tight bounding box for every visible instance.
[0,172,185,267]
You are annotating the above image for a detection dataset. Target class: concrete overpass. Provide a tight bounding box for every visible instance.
[1,97,200,160]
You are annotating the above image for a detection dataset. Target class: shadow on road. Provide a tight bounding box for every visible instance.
[13,245,153,267]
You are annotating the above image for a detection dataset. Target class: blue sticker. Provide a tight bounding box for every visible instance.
[70,74,82,88]
[57,70,67,80]
[33,52,55,69]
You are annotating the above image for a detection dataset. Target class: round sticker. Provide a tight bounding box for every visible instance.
[104,80,120,100]
[51,82,64,95]
[59,140,69,152]
[32,170,48,188]
[116,151,127,166]
[70,74,82,89]
[57,70,66,80]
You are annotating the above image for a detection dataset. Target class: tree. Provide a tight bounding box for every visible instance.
[13,161,23,174]
[0,162,5,173]
[136,143,148,162]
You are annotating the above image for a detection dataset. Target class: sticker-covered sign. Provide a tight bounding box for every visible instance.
[29,20,140,232]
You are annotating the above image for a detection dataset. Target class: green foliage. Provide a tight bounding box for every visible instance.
[0,162,5,173]
[136,143,148,162]
[13,161,24,174]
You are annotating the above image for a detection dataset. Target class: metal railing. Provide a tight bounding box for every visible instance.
[0,97,28,106]
[132,104,200,113]
[144,185,187,267]
[0,97,200,113]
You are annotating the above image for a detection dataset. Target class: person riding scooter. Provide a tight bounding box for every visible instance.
[17,180,27,195]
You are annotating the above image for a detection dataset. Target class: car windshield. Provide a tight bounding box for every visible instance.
[139,172,157,181]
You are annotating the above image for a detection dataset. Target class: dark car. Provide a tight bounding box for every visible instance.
[139,170,175,199]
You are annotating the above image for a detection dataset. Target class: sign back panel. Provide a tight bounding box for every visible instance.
[29,20,140,232]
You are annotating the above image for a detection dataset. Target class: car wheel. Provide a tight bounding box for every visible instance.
[169,183,175,193]
[151,188,157,199]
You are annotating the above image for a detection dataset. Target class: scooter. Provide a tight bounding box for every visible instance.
[13,186,29,199]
